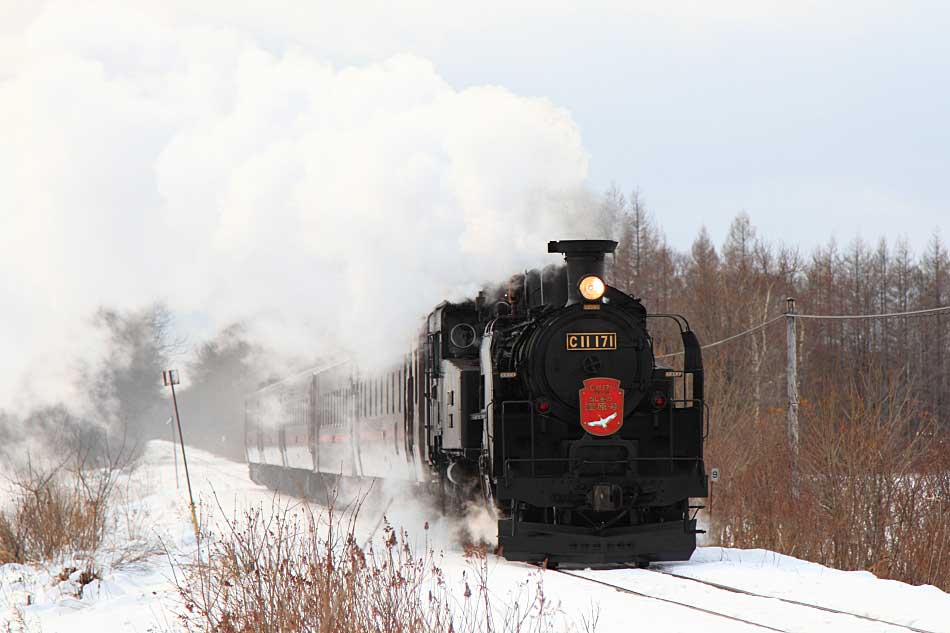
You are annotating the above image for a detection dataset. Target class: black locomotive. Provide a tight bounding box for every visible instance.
[245,239,708,565]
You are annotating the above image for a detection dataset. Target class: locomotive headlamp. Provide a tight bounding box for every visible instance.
[578,275,606,301]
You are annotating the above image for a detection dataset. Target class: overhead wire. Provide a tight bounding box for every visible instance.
[655,315,784,359]
[792,305,950,320]
[654,303,950,359]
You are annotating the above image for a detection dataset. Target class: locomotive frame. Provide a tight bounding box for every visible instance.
[245,239,709,566]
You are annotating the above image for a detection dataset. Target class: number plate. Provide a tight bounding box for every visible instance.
[566,332,617,351]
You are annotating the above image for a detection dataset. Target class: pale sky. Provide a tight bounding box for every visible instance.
[1,1,948,409]
[3,2,947,251]
[359,2,950,252]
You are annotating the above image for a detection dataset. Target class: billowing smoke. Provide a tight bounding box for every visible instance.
[0,4,592,436]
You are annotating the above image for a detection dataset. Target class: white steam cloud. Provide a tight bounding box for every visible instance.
[0,4,591,414]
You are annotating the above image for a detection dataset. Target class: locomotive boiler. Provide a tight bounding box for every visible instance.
[244,239,709,566]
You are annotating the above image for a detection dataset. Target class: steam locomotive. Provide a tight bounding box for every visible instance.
[245,240,708,565]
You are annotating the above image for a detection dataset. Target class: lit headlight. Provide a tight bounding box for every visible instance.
[578,275,606,301]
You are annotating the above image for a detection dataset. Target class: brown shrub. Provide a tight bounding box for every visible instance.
[0,513,18,563]
[706,373,950,591]
[174,494,569,633]
[0,434,135,567]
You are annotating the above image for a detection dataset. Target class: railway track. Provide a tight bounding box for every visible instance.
[532,563,940,633]
[547,566,786,632]
[648,566,940,633]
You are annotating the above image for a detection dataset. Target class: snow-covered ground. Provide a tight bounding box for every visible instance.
[2,440,948,633]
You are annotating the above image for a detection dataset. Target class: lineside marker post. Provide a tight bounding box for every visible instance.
[166,416,180,489]
[163,369,200,541]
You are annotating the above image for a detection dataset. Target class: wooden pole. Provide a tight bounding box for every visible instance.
[786,298,800,495]
[786,297,800,453]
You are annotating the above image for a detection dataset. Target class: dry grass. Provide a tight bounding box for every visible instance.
[2,607,33,633]
[706,373,950,591]
[0,433,149,581]
[173,494,585,633]
[0,470,106,565]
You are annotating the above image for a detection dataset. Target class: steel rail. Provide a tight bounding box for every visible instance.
[648,566,940,633]
[530,564,789,632]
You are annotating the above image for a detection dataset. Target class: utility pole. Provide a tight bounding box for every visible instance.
[163,369,199,541]
[786,298,801,495]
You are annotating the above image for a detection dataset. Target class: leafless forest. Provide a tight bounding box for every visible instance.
[599,185,950,590]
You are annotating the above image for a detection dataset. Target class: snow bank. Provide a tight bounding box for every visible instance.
[2,440,947,633]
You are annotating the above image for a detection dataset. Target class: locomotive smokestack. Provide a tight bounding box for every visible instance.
[548,239,618,305]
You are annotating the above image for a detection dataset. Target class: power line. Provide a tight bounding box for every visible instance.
[654,303,950,360]
[656,315,784,359]
[793,305,950,320]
